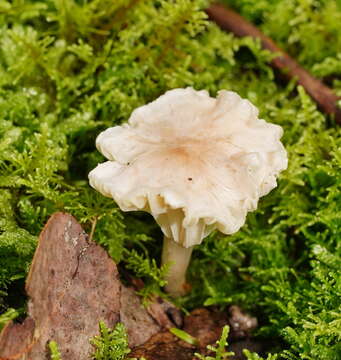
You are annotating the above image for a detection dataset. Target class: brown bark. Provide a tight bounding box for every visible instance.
[0,213,163,360]
[206,3,341,124]
[120,286,161,347]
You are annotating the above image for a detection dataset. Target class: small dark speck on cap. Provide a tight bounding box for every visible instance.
[188,177,193,181]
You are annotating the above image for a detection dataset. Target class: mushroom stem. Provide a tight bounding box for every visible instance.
[161,236,194,297]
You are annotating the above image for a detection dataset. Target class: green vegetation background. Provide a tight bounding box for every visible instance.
[0,0,340,359]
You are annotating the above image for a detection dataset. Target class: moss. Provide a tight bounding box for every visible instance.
[0,1,340,359]
[90,322,131,360]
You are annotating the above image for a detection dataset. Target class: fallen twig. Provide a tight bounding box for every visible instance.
[206,3,341,124]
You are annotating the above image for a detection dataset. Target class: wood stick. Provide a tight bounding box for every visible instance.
[206,3,341,124]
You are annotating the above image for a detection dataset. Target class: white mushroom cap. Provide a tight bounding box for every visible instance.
[89,88,287,248]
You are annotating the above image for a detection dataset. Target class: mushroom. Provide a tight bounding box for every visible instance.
[89,88,288,296]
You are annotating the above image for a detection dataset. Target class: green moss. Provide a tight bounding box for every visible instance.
[0,1,340,359]
[48,340,63,360]
[195,325,234,360]
[90,322,131,360]
[0,308,19,331]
